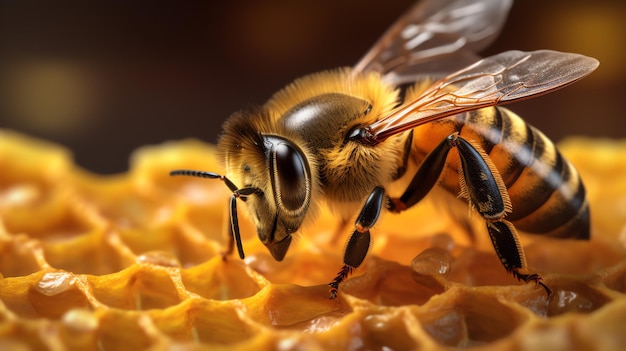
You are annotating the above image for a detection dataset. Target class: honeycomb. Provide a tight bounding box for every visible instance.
[1,129,625,350]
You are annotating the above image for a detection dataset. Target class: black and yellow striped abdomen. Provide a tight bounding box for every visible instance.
[409,107,590,240]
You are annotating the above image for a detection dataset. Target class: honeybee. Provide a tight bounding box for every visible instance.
[171,0,598,299]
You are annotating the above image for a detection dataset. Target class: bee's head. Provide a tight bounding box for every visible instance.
[245,134,312,260]
[217,108,315,261]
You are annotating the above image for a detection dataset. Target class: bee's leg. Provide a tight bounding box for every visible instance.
[453,135,552,297]
[387,133,551,296]
[229,194,246,260]
[486,221,552,296]
[387,133,455,213]
[221,194,245,261]
[329,186,385,299]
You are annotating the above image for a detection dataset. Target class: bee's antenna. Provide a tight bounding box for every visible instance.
[170,169,239,193]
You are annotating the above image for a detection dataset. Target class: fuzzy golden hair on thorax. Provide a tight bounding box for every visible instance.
[263,68,409,218]
[265,68,398,120]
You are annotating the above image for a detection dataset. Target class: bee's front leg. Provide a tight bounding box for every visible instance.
[328,186,385,299]
[221,195,245,261]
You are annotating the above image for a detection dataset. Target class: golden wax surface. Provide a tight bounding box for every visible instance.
[0,130,625,350]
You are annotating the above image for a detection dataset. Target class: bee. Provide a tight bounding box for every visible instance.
[170,0,598,299]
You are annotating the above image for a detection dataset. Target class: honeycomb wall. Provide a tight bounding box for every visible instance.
[0,129,625,350]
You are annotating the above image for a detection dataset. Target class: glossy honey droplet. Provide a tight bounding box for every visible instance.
[35,272,76,296]
[410,247,452,289]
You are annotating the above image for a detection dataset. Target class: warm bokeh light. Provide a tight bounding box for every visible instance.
[0,0,623,174]
[2,60,99,136]
[547,5,624,84]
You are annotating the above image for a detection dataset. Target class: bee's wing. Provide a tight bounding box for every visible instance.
[369,50,599,142]
[353,0,513,85]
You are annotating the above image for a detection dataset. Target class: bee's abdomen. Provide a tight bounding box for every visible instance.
[414,107,590,240]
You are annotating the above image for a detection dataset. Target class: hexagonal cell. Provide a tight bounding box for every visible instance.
[0,236,45,278]
[28,272,91,319]
[240,283,349,332]
[244,247,350,289]
[183,258,264,301]
[179,299,258,345]
[128,139,223,198]
[513,276,613,317]
[181,198,235,245]
[448,248,517,288]
[600,260,626,294]
[419,288,529,347]
[544,279,612,317]
[72,172,177,231]
[97,310,159,350]
[2,189,97,241]
[118,225,220,269]
[43,229,135,275]
[88,265,185,310]
[357,310,421,350]
[0,274,46,318]
[420,308,467,346]
[59,309,100,350]
[342,259,445,306]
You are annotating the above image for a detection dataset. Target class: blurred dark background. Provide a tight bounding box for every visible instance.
[0,0,624,174]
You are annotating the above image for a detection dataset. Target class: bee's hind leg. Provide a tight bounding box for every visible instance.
[328,186,385,299]
[452,134,552,297]
[486,221,552,296]
[385,133,551,297]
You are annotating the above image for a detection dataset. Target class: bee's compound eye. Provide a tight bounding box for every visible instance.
[273,143,309,212]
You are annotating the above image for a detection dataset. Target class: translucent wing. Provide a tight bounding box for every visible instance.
[354,0,513,85]
[366,50,599,143]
